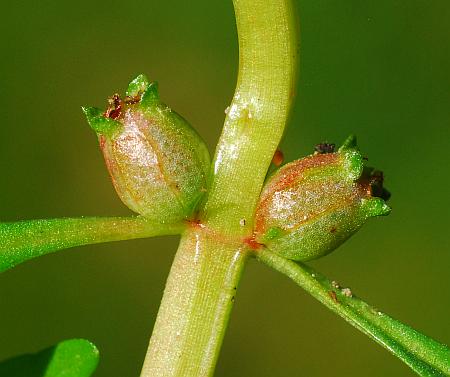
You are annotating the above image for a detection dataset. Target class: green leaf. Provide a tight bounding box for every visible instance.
[257,248,450,376]
[0,216,183,273]
[0,338,99,377]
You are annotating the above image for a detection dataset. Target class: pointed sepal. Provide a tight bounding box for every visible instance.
[126,74,150,97]
[338,135,364,180]
[338,134,357,151]
[140,81,160,107]
[361,197,391,218]
[82,106,122,137]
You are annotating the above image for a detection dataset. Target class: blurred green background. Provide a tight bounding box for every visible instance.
[1,1,449,376]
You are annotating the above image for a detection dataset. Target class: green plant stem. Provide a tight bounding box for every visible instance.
[0,217,183,273]
[141,229,246,377]
[140,1,297,375]
[140,228,247,377]
[257,248,450,376]
[202,0,297,234]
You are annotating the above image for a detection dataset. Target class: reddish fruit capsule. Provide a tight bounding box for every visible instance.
[83,74,210,224]
[254,136,391,261]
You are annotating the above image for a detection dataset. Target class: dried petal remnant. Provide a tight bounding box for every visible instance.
[314,142,335,154]
[104,94,122,119]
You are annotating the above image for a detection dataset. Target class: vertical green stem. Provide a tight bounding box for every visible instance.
[203,0,298,234]
[140,228,247,377]
[141,0,297,376]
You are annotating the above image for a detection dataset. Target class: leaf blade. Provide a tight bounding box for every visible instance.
[0,216,183,272]
[0,338,99,377]
[257,248,450,376]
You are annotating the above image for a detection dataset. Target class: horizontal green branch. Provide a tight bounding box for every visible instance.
[0,217,184,273]
[257,248,450,376]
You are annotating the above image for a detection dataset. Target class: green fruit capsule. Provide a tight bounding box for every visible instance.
[83,74,210,223]
[254,136,391,261]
